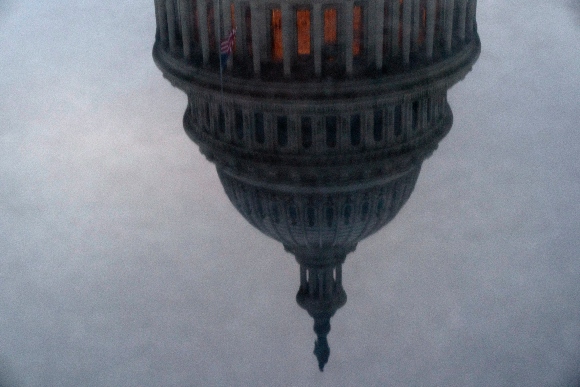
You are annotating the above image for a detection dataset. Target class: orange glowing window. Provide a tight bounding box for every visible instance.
[324,8,337,44]
[271,9,283,62]
[230,4,236,29]
[353,5,363,56]
[296,9,311,55]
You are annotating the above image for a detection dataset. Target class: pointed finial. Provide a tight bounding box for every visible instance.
[314,336,330,371]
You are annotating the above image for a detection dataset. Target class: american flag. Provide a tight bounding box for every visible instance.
[220,28,236,59]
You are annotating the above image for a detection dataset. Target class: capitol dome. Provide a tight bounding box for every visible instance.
[152,0,480,371]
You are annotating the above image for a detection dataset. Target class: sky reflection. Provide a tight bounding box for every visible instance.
[0,0,579,385]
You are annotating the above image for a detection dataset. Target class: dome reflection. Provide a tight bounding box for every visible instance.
[153,0,480,370]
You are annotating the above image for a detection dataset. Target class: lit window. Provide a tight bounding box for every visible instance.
[271,9,283,62]
[353,5,363,56]
[324,8,337,44]
[296,9,311,55]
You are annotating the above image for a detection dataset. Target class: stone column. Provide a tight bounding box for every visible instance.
[281,3,292,77]
[166,0,178,54]
[155,0,169,47]
[250,3,261,75]
[197,0,210,64]
[444,0,454,54]
[457,0,467,42]
[374,0,385,70]
[234,1,245,57]
[390,0,399,57]
[425,0,435,60]
[344,1,354,76]
[402,0,411,64]
[313,3,322,76]
[180,0,192,59]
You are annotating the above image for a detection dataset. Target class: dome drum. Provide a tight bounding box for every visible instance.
[154,0,478,80]
[152,0,480,373]
[183,90,451,153]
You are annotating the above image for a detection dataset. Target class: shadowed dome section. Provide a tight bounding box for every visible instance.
[217,166,420,253]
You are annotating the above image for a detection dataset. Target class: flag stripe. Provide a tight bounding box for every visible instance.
[220,28,236,55]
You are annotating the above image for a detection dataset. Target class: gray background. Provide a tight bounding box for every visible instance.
[1,0,579,385]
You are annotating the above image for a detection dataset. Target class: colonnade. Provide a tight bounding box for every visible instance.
[187,90,448,153]
[155,0,477,78]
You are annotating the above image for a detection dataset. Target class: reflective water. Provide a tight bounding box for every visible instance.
[1,0,579,386]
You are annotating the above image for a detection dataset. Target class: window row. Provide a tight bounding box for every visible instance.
[156,0,477,75]
[190,95,447,151]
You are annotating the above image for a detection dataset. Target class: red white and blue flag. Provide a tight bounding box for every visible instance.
[220,28,236,69]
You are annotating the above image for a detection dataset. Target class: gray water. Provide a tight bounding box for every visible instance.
[1,0,579,385]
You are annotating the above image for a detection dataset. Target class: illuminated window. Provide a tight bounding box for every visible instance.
[324,8,337,44]
[296,9,311,55]
[271,9,283,62]
[353,5,363,56]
